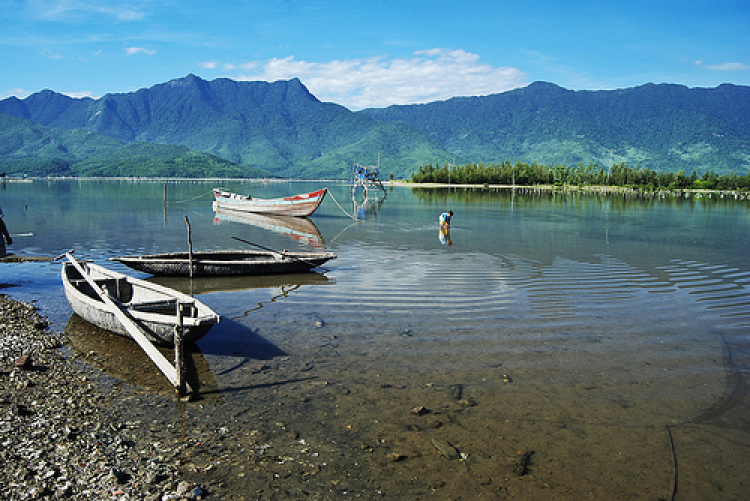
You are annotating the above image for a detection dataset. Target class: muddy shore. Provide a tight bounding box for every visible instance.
[0,293,584,500]
[3,291,748,500]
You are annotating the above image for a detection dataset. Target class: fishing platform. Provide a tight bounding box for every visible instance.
[351,162,387,203]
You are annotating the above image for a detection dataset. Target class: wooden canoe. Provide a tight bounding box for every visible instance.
[111,249,337,277]
[62,260,220,346]
[212,188,327,217]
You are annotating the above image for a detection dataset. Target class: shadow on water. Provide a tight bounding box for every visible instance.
[65,312,289,399]
[65,314,220,400]
[196,318,287,362]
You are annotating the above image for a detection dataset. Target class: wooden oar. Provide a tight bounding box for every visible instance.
[231,236,331,272]
[62,252,192,394]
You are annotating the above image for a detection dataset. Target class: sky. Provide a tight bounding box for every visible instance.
[1,0,748,110]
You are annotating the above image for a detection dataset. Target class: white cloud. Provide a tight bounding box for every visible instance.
[29,0,145,22]
[200,61,219,69]
[227,48,527,109]
[62,90,94,99]
[40,48,63,59]
[2,87,32,99]
[695,61,750,71]
[706,62,750,71]
[125,46,155,56]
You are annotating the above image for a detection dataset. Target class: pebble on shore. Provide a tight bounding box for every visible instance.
[0,294,204,500]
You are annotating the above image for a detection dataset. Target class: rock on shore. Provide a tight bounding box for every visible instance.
[0,294,203,500]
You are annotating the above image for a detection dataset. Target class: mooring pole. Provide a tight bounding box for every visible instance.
[174,302,186,395]
[185,215,193,278]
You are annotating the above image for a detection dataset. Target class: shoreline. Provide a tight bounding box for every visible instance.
[0,294,205,500]
[6,175,750,198]
[389,180,750,198]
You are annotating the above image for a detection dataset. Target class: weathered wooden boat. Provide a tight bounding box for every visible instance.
[62,259,220,346]
[111,249,337,277]
[212,188,327,217]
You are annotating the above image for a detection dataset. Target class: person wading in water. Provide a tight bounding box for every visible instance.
[0,206,12,258]
[439,210,454,230]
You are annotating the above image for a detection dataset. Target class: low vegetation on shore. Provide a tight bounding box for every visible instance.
[411,161,750,191]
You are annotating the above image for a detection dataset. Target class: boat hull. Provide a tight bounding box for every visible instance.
[62,261,219,346]
[112,250,336,277]
[212,188,327,217]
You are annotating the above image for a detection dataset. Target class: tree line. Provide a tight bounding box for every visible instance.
[410,161,750,191]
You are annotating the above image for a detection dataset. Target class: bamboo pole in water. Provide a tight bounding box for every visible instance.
[174,303,186,395]
[185,215,193,278]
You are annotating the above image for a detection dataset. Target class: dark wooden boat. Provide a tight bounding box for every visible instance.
[62,259,220,346]
[111,249,336,277]
[212,188,327,217]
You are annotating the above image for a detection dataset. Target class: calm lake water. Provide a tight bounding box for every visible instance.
[2,178,749,499]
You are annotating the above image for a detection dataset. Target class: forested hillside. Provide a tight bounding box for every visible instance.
[0,76,451,179]
[0,112,266,178]
[1,76,748,179]
[361,82,750,176]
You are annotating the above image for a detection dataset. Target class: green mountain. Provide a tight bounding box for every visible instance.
[360,82,750,175]
[1,76,748,179]
[0,111,266,178]
[0,75,452,179]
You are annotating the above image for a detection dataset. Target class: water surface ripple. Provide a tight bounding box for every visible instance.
[1,180,748,498]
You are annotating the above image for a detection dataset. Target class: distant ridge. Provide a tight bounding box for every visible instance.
[0,75,449,179]
[360,81,750,175]
[1,76,748,178]
[0,111,268,178]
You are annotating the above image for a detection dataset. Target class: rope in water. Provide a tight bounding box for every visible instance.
[169,189,215,205]
[665,425,678,501]
[326,189,357,220]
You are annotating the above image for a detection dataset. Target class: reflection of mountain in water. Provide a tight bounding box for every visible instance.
[65,314,220,400]
[212,206,324,249]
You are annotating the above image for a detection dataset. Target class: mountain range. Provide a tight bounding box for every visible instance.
[1,75,748,179]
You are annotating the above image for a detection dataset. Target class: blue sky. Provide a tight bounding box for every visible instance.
[1,0,748,109]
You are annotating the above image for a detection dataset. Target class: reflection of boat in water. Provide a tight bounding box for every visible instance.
[147,272,333,296]
[65,314,220,400]
[213,205,325,248]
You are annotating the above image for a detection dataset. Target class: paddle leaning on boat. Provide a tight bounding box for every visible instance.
[212,187,328,217]
[61,254,220,346]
